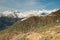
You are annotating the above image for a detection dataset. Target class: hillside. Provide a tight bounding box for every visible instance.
[0,9,60,40]
[0,9,57,30]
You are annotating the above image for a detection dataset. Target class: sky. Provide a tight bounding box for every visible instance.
[0,0,60,12]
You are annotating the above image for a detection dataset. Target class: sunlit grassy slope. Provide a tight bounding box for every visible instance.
[0,10,60,40]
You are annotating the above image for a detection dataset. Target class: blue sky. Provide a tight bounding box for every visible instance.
[0,0,60,12]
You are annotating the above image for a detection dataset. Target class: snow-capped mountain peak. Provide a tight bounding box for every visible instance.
[1,9,58,19]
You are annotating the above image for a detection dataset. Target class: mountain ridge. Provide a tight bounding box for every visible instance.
[0,9,58,18]
[0,9,59,30]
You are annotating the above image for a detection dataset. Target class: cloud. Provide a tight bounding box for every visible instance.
[15,0,35,6]
[0,0,46,11]
[0,6,15,12]
[0,0,59,12]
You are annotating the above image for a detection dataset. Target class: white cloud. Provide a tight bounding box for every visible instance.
[0,6,15,12]
[0,0,59,12]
